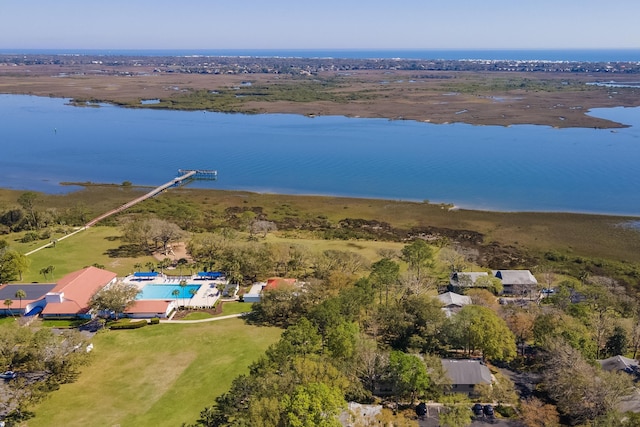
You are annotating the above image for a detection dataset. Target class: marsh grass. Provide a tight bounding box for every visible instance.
[2,186,639,276]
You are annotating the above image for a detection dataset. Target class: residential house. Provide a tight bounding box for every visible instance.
[492,270,538,296]
[449,272,489,291]
[441,359,493,396]
[599,355,640,374]
[437,291,472,317]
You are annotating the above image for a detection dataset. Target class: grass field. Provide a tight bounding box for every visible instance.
[14,226,157,281]
[27,318,281,427]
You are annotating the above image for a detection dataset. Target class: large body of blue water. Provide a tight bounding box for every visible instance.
[2,48,639,62]
[1,95,640,216]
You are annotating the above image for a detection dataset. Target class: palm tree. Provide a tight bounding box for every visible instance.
[133,263,142,273]
[4,299,14,317]
[176,258,188,277]
[15,289,26,313]
[171,289,180,310]
[46,265,55,280]
[158,258,172,275]
[189,288,197,304]
[145,261,156,272]
[179,280,187,308]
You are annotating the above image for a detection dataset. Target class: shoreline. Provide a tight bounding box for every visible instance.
[9,182,640,220]
[1,61,639,129]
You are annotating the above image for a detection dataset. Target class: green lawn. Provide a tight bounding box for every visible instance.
[28,318,281,427]
[220,302,253,316]
[17,226,157,282]
[182,311,213,320]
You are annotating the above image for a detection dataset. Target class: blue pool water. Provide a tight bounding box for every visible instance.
[137,284,201,300]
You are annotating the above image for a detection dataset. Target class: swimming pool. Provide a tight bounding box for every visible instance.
[137,284,201,300]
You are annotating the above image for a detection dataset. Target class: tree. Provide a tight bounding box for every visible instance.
[157,257,172,275]
[281,382,345,427]
[504,307,536,357]
[0,248,30,283]
[189,287,198,302]
[89,282,140,319]
[519,398,561,427]
[369,258,400,306]
[401,239,434,281]
[39,265,55,281]
[438,404,472,427]
[249,220,277,238]
[473,275,503,295]
[179,280,188,308]
[4,298,13,317]
[387,350,430,404]
[605,325,628,357]
[438,246,468,273]
[0,323,91,420]
[541,338,634,424]
[15,289,26,312]
[171,289,180,310]
[447,305,516,362]
[17,191,39,230]
[176,258,189,276]
[149,218,186,255]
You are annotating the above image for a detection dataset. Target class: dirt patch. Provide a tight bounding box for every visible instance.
[152,242,190,262]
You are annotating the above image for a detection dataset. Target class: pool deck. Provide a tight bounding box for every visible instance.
[123,274,224,308]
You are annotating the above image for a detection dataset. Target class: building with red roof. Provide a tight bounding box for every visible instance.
[41,266,117,319]
[263,277,297,292]
[124,300,176,319]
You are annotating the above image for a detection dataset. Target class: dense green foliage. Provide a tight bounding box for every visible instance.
[0,322,91,422]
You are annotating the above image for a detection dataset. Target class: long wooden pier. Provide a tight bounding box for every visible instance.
[24,169,216,256]
[85,169,215,228]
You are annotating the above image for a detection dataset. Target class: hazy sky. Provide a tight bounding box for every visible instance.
[2,0,639,50]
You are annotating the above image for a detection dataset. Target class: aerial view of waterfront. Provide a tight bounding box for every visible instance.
[1,94,639,215]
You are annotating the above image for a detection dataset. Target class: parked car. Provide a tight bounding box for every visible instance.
[0,371,16,380]
[483,404,495,418]
[472,403,484,417]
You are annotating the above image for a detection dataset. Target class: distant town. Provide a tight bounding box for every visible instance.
[2,53,640,76]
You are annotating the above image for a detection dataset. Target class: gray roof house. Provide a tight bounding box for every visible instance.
[449,272,489,288]
[599,355,639,373]
[492,270,538,295]
[437,292,472,317]
[441,359,493,395]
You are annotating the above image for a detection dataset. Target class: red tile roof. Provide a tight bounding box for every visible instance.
[42,266,116,316]
[125,300,173,314]
[264,277,296,292]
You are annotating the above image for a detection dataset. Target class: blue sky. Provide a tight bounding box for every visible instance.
[1,0,638,50]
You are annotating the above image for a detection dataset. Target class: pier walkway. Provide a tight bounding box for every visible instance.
[85,170,200,227]
[25,169,216,256]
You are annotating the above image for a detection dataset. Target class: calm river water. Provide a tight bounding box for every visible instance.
[1,94,639,215]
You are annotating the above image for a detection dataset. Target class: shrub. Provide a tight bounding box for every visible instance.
[20,231,40,243]
[150,317,160,325]
[495,404,517,418]
[109,319,147,330]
